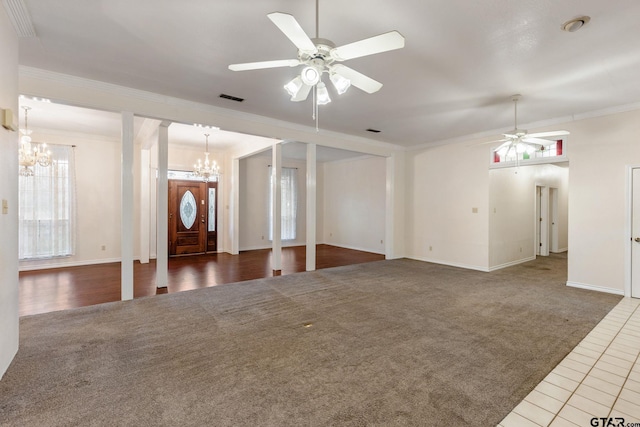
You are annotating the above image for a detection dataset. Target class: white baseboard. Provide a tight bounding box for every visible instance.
[550,247,568,253]
[566,281,625,296]
[239,242,305,252]
[488,256,536,272]
[19,257,138,272]
[324,242,385,255]
[407,255,489,272]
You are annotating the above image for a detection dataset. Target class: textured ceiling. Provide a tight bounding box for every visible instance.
[13,0,640,148]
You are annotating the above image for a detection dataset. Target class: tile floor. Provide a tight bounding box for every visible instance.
[499,297,640,427]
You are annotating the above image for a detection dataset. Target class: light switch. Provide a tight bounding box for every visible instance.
[2,109,17,131]
[2,199,8,215]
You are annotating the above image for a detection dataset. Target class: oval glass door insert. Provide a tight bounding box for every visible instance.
[180,190,197,229]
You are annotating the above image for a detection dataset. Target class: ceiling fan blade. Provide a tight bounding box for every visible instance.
[267,12,317,54]
[291,84,312,102]
[229,59,300,71]
[503,133,521,139]
[331,31,405,61]
[331,64,382,94]
[526,130,570,138]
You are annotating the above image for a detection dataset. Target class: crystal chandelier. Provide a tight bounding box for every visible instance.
[192,133,219,182]
[19,106,52,177]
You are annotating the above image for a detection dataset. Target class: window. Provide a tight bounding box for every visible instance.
[268,167,298,241]
[19,144,76,259]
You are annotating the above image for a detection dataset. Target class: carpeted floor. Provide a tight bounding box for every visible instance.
[0,255,622,426]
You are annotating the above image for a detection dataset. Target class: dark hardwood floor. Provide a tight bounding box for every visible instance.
[19,245,385,317]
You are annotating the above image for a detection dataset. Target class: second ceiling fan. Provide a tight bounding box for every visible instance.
[228,0,405,105]
[491,95,570,159]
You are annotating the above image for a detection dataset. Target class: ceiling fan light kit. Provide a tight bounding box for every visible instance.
[228,0,405,129]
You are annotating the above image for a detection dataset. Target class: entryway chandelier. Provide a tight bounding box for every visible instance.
[192,133,219,182]
[19,106,52,177]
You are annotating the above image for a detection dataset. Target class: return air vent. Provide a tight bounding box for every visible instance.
[219,94,244,102]
[366,128,381,133]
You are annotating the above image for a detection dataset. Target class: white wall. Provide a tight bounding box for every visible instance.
[489,163,569,269]
[0,5,20,378]
[239,155,308,250]
[405,108,640,294]
[567,109,640,294]
[405,141,490,270]
[18,131,143,270]
[322,155,386,254]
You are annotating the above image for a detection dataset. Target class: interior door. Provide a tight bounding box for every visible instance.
[169,180,207,255]
[631,169,640,298]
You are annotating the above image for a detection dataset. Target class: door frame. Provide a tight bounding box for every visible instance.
[168,178,218,256]
[549,187,559,253]
[535,185,550,257]
[625,165,640,298]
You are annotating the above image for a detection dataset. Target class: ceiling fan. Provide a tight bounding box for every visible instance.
[490,95,569,158]
[228,0,405,105]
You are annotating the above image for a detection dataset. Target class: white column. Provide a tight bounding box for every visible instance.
[121,111,134,301]
[272,143,282,271]
[139,149,150,264]
[231,157,240,255]
[306,143,317,271]
[156,122,170,288]
[385,152,405,260]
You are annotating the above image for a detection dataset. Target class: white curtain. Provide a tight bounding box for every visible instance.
[269,166,298,241]
[19,144,77,259]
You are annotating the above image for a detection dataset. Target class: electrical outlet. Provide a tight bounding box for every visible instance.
[429,246,432,251]
[472,207,478,213]
[101,245,106,251]
[1,199,7,215]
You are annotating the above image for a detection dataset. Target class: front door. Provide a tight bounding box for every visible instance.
[169,180,206,255]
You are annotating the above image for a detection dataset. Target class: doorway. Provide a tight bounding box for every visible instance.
[168,179,217,256]
[535,185,559,256]
[630,168,640,298]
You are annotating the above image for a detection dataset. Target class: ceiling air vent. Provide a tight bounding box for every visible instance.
[219,94,244,102]
[366,128,381,133]
[3,0,37,37]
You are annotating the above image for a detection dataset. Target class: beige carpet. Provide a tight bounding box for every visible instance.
[0,255,621,426]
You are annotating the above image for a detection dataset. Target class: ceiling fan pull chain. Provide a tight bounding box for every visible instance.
[312,85,316,120]
[314,86,320,132]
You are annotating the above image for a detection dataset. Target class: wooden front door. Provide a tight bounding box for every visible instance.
[169,180,207,255]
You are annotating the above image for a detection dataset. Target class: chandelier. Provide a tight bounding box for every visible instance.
[192,133,219,182]
[19,106,52,177]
